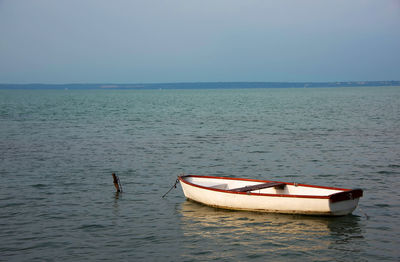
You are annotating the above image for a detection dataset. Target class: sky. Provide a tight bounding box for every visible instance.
[0,0,399,84]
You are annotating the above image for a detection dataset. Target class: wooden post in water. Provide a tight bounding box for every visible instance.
[112,173,121,192]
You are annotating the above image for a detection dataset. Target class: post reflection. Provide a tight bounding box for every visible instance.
[112,192,121,218]
[179,200,364,261]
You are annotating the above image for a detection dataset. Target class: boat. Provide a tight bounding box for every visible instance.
[178,175,363,216]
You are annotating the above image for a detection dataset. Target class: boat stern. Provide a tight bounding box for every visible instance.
[328,189,363,216]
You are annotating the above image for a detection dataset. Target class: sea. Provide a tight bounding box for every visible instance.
[0,86,399,261]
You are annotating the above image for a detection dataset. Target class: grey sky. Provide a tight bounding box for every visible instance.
[0,0,399,84]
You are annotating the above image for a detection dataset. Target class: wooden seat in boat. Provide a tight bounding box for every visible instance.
[230,182,286,192]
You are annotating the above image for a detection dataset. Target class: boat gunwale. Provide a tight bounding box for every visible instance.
[178,174,353,200]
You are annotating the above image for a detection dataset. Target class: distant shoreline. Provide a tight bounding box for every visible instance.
[0,81,399,90]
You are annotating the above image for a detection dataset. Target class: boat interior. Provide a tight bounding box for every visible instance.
[183,176,344,196]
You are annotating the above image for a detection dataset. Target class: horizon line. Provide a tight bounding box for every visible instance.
[1,80,400,86]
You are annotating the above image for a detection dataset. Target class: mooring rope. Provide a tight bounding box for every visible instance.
[162,178,179,198]
[359,207,369,220]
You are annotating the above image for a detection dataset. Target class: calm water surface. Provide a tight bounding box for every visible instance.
[0,87,399,261]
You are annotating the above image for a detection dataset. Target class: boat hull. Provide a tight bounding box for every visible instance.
[178,175,362,216]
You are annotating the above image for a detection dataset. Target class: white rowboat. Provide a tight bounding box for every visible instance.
[178,175,363,216]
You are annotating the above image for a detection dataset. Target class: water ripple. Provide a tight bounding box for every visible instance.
[0,87,399,261]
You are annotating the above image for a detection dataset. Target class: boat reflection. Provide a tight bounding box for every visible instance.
[179,200,364,261]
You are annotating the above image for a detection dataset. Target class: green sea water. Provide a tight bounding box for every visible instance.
[0,86,399,261]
